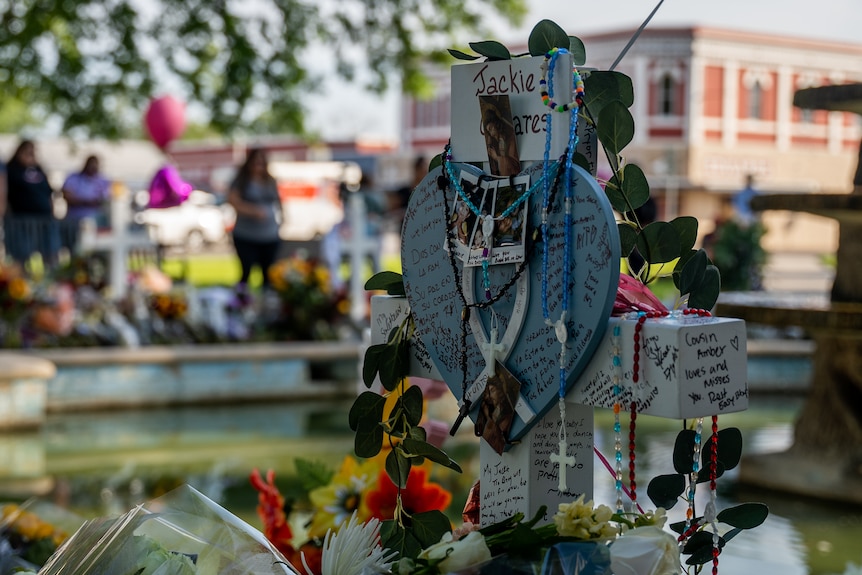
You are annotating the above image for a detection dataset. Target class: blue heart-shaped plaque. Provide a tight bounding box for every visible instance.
[401,162,619,442]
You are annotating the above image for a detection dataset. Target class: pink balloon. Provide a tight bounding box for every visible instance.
[144,96,186,149]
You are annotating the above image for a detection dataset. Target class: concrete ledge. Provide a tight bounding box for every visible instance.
[0,353,57,380]
[0,353,55,430]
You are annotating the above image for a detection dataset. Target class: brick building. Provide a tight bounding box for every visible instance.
[401,27,862,254]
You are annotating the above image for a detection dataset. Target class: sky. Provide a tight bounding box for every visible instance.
[305,0,862,141]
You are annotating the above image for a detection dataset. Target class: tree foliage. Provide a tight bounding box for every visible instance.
[0,0,526,138]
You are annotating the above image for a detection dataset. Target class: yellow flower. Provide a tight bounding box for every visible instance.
[307,456,381,539]
[553,494,618,540]
[7,277,30,300]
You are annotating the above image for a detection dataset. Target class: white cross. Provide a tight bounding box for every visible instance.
[549,438,576,492]
[479,325,507,379]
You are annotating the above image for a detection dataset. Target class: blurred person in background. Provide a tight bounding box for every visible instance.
[227,148,282,290]
[4,140,59,266]
[61,155,111,248]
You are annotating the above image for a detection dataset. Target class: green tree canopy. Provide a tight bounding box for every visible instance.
[0,0,526,139]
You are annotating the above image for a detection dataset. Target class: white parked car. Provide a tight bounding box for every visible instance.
[135,190,234,250]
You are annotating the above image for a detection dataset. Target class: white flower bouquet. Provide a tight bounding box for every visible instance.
[38,484,300,575]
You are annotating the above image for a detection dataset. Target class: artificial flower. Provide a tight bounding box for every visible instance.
[634,507,668,529]
[417,530,492,573]
[609,526,680,575]
[307,512,397,575]
[364,467,452,521]
[553,494,618,540]
[307,456,379,539]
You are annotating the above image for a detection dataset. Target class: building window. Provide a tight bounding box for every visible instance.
[748,80,763,119]
[659,74,676,115]
[801,108,814,123]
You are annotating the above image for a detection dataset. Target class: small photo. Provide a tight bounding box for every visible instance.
[479,95,522,177]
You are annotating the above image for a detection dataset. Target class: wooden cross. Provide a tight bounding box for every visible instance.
[549,438,576,492]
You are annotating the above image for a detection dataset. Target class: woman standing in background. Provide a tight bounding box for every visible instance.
[227,148,282,289]
[5,140,58,265]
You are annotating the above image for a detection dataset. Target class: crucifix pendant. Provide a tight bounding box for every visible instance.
[549,438,576,492]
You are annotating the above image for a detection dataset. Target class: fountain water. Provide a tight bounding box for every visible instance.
[717,83,862,504]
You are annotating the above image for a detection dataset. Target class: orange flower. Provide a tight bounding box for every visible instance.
[364,467,452,521]
[250,468,294,555]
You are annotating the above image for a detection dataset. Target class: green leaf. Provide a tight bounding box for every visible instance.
[354,424,384,458]
[409,425,427,442]
[647,473,685,509]
[582,71,635,118]
[400,384,425,427]
[294,458,335,492]
[385,448,412,488]
[673,249,698,289]
[671,216,699,253]
[362,344,387,388]
[349,391,386,431]
[506,522,547,561]
[683,531,726,565]
[717,503,769,529]
[679,249,708,296]
[364,271,405,295]
[380,520,423,561]
[636,221,681,264]
[596,101,635,155]
[619,164,650,211]
[688,265,721,310]
[572,152,591,173]
[695,461,725,484]
[713,427,744,470]
[618,223,638,258]
[429,154,443,172]
[469,40,511,61]
[378,338,409,392]
[528,19,570,56]
[672,429,697,475]
[448,49,480,61]
[568,36,586,65]
[401,438,462,473]
[410,510,453,548]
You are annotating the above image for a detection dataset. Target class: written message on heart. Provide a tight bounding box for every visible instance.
[401,162,620,442]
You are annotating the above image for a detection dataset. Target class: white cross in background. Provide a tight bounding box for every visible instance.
[549,438,577,492]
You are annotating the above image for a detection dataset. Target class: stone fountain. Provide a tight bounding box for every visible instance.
[717,83,862,505]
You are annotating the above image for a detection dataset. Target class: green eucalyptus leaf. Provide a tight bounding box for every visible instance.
[717,503,769,529]
[354,424,384,458]
[683,531,726,565]
[636,221,681,264]
[671,216,699,253]
[672,429,697,475]
[528,19,570,56]
[568,36,586,65]
[380,520,423,561]
[620,164,650,211]
[385,448,412,488]
[647,473,685,509]
[411,511,453,549]
[379,337,410,392]
[688,265,721,310]
[673,249,698,289]
[605,175,628,214]
[429,154,443,172]
[409,425,427,442]
[572,152,591,173]
[679,249,708,296]
[469,40,511,61]
[597,101,635,155]
[400,384,425,426]
[722,527,744,543]
[365,271,406,295]
[711,427,743,470]
[362,344,387,388]
[349,391,386,431]
[448,49,480,61]
[295,458,335,492]
[582,71,635,118]
[695,461,725,483]
[618,223,638,258]
[669,518,703,535]
[402,438,462,473]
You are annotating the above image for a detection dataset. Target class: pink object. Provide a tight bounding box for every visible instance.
[423,419,450,449]
[411,377,450,401]
[147,164,193,209]
[144,96,186,149]
[612,273,669,315]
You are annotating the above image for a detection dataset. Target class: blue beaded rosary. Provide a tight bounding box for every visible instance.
[541,47,585,493]
[442,150,559,300]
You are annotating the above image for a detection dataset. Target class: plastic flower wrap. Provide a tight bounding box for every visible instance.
[39,484,300,575]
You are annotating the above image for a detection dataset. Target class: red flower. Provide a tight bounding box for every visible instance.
[250,468,293,555]
[364,467,452,520]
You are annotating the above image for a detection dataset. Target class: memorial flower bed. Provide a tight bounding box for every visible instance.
[0,253,351,348]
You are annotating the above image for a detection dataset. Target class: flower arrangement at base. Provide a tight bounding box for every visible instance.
[0,263,33,347]
[0,500,83,574]
[266,255,350,341]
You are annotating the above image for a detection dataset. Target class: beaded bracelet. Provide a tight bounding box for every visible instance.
[539,47,586,112]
